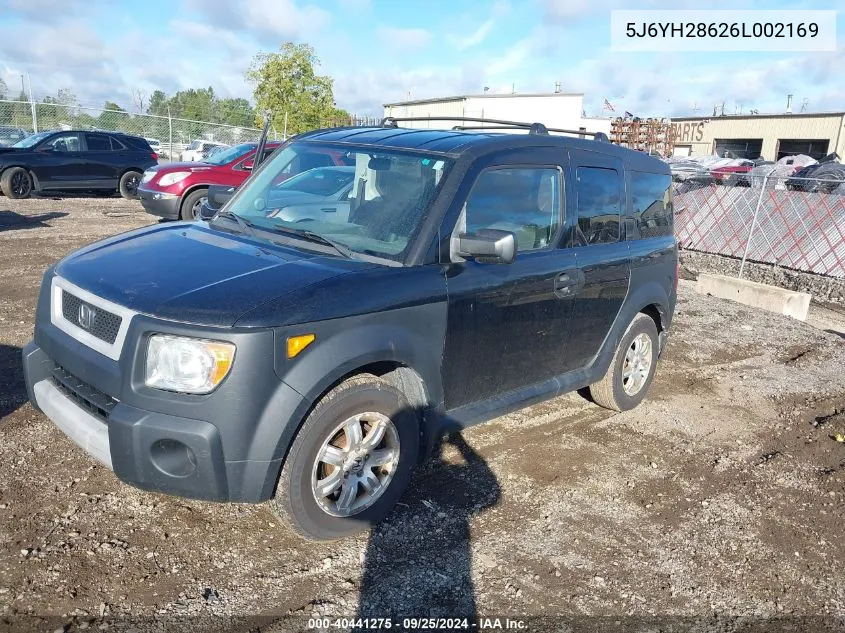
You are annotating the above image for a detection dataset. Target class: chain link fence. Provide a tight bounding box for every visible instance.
[673,169,845,280]
[0,99,273,161]
[0,101,383,159]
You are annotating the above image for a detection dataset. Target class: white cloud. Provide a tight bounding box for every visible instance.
[376,27,433,51]
[5,0,104,22]
[183,0,331,45]
[456,20,494,52]
[334,63,485,115]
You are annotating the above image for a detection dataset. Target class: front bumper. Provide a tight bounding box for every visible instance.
[23,286,313,503]
[138,185,180,220]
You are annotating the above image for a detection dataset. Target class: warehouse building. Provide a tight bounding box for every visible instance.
[669,112,845,161]
[382,91,612,137]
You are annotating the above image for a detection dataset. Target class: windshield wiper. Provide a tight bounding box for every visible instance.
[209,210,260,239]
[266,224,356,259]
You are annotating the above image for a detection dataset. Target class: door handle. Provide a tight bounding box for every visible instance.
[554,270,583,298]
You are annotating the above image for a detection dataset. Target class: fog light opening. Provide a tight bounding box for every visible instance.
[150,439,197,478]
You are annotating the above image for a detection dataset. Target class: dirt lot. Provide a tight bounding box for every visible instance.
[1,196,845,633]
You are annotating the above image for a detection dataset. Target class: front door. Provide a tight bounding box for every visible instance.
[564,150,631,369]
[32,132,85,187]
[441,150,579,410]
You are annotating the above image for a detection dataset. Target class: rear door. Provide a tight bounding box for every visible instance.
[83,133,118,186]
[564,150,631,369]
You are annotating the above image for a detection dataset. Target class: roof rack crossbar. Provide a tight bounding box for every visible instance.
[381,116,608,142]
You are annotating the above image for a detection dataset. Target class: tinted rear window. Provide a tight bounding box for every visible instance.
[115,135,150,151]
[86,134,111,151]
[630,171,673,238]
[574,166,621,245]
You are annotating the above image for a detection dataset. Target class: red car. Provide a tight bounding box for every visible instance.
[138,142,283,220]
[710,161,754,186]
[138,140,352,221]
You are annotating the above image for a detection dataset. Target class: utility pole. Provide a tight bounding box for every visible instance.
[27,74,37,133]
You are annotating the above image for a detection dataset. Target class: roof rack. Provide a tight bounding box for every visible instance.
[379,116,609,142]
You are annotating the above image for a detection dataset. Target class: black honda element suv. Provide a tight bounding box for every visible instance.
[23,118,677,540]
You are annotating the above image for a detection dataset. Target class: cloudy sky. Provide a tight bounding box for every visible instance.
[0,0,843,118]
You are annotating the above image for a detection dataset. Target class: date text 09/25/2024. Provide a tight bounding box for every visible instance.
[307,617,528,630]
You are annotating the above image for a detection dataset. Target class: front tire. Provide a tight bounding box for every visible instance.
[1,167,33,199]
[589,313,659,412]
[180,188,208,221]
[271,374,419,541]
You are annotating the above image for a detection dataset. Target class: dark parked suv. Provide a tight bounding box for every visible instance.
[22,118,677,540]
[0,130,157,199]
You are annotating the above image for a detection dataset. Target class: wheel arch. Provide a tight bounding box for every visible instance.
[0,164,39,192]
[590,281,672,380]
[178,183,210,215]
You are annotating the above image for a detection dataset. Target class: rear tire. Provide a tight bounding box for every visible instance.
[119,170,142,199]
[270,374,419,541]
[1,167,33,199]
[180,188,208,221]
[589,313,659,412]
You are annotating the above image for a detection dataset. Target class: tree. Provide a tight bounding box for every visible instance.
[98,101,129,131]
[0,77,7,100]
[147,90,168,117]
[132,88,147,114]
[246,42,350,135]
[213,97,255,128]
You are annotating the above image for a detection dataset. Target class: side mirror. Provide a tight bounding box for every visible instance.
[455,228,516,264]
[242,160,254,171]
[37,145,54,153]
[198,184,236,221]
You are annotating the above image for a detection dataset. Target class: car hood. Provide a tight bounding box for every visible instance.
[0,147,24,156]
[54,222,374,327]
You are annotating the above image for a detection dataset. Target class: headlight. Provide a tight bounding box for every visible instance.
[140,170,156,184]
[158,171,191,186]
[145,335,235,394]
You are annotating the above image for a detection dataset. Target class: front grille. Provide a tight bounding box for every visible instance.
[61,290,122,344]
[50,364,117,422]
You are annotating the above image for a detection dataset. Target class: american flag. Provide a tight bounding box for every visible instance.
[603,99,615,112]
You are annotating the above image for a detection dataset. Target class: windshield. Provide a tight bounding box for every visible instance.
[205,143,255,165]
[187,141,200,150]
[12,131,53,148]
[223,142,451,263]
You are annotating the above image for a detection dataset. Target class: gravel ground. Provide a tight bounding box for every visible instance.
[1,196,845,633]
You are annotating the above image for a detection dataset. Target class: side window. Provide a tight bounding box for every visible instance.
[43,133,81,153]
[461,167,561,252]
[110,136,126,151]
[85,134,111,151]
[630,171,673,238]
[574,166,621,245]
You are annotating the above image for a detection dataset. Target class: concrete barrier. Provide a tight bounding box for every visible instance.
[695,273,812,321]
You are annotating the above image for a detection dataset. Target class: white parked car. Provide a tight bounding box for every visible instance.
[181,140,228,162]
[145,138,162,154]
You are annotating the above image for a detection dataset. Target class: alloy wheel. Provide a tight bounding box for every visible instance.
[622,333,653,396]
[311,412,400,517]
[11,171,31,197]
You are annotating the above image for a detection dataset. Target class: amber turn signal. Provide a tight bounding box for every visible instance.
[287,334,316,358]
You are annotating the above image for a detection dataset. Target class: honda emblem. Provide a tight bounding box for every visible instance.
[77,303,96,331]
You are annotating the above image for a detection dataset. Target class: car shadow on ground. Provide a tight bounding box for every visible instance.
[0,210,68,232]
[0,344,27,420]
[354,431,501,628]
